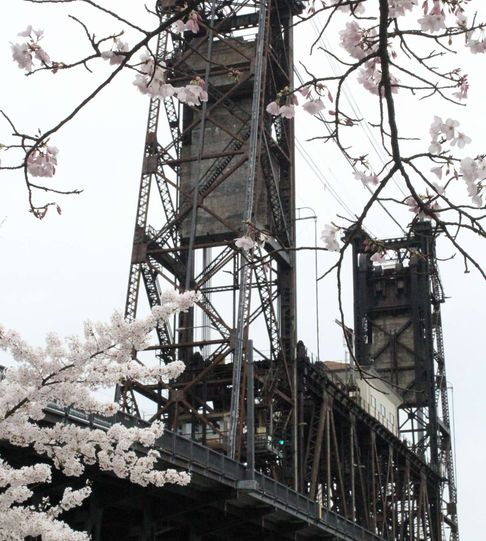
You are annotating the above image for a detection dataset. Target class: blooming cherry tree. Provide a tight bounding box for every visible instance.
[0,291,197,540]
[0,0,483,272]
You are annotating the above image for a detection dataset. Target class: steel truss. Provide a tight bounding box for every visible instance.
[349,221,459,540]
[118,0,300,485]
[117,1,459,539]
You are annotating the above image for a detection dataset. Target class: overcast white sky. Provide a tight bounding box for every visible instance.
[0,1,484,538]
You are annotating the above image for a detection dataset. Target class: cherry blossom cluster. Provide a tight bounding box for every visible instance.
[26,145,59,178]
[11,26,50,72]
[388,0,418,18]
[134,54,208,105]
[362,238,390,263]
[320,224,341,252]
[101,37,129,65]
[266,86,326,119]
[339,21,376,60]
[405,194,440,217]
[234,230,269,252]
[460,157,485,207]
[337,17,401,96]
[172,11,201,35]
[357,58,399,96]
[417,1,447,33]
[353,170,379,187]
[0,291,197,540]
[234,235,255,251]
[428,116,471,154]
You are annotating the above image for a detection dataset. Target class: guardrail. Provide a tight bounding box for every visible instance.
[42,403,383,541]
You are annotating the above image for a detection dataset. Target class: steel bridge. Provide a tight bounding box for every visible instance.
[2,1,459,540]
[114,0,458,539]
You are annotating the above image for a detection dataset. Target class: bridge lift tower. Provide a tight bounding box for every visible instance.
[116,1,459,540]
[118,0,300,486]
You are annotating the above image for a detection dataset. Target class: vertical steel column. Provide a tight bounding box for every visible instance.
[246,340,255,478]
[228,0,269,459]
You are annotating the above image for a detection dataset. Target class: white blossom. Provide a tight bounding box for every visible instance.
[451,132,472,149]
[302,99,325,115]
[353,170,379,186]
[234,235,255,251]
[11,26,50,72]
[0,293,194,539]
[177,80,208,106]
[320,224,340,252]
[418,13,446,33]
[101,38,129,65]
[11,43,33,71]
[339,21,369,60]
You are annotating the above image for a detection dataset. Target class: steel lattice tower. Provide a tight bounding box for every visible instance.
[117,0,301,485]
[349,222,459,540]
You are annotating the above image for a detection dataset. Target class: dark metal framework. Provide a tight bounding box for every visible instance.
[115,2,460,539]
[349,222,459,540]
[117,0,300,486]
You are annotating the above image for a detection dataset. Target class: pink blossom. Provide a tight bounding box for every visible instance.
[353,170,379,186]
[388,0,417,18]
[177,81,208,106]
[185,11,201,34]
[339,21,369,60]
[0,293,195,540]
[12,26,50,72]
[460,157,477,182]
[17,25,34,37]
[27,146,59,178]
[158,83,177,98]
[176,86,198,106]
[428,141,442,154]
[451,132,472,149]
[302,99,325,115]
[11,43,33,71]
[133,54,170,98]
[405,196,438,216]
[370,252,386,263]
[456,12,468,28]
[266,101,280,116]
[234,235,255,251]
[429,115,443,138]
[33,44,50,65]
[299,86,311,98]
[279,104,295,119]
[430,166,443,179]
[467,39,486,54]
[418,13,446,33]
[442,118,459,140]
[452,77,469,101]
[358,59,399,95]
[101,38,129,65]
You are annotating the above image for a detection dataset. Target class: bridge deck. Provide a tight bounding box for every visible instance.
[41,404,382,541]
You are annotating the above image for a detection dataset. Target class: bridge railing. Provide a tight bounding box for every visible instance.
[42,403,382,541]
